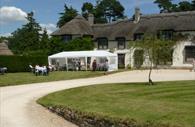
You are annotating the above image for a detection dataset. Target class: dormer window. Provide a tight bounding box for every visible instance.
[116,37,126,49]
[158,30,174,40]
[97,38,108,49]
[134,33,144,41]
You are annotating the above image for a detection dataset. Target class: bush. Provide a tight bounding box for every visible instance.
[0,55,48,72]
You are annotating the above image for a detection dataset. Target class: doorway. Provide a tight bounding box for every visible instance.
[118,54,125,68]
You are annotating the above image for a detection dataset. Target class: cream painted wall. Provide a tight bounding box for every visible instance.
[172,41,195,68]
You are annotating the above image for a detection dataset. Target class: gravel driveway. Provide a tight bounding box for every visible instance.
[0,70,195,127]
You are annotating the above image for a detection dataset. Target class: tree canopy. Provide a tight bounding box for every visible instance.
[57,4,78,28]
[9,12,43,54]
[81,0,126,23]
[82,2,94,19]
[154,0,195,13]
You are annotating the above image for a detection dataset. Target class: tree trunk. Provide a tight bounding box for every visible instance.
[148,53,154,85]
[148,65,154,85]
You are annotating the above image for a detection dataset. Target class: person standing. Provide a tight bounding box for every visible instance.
[92,59,97,71]
[104,59,109,74]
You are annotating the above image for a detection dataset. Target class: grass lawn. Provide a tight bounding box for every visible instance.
[38,81,195,127]
[0,71,107,87]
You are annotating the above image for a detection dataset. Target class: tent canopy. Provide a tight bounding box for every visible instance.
[48,51,118,71]
[48,50,117,58]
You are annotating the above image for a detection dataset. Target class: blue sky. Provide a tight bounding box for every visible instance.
[0,0,192,36]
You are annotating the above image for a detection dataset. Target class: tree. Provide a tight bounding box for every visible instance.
[154,0,195,13]
[192,0,195,9]
[40,28,50,52]
[129,35,175,85]
[64,37,94,51]
[57,4,78,28]
[178,1,193,11]
[48,36,65,55]
[154,0,174,13]
[82,2,94,19]
[96,0,125,23]
[9,12,42,54]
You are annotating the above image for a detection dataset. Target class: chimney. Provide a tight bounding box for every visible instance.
[134,7,140,23]
[88,13,94,25]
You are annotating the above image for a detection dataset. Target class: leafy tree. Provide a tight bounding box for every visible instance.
[64,37,94,51]
[192,0,195,9]
[81,0,125,23]
[154,0,195,13]
[154,0,174,13]
[129,35,175,85]
[178,1,193,11]
[40,28,50,53]
[9,12,42,54]
[48,36,65,55]
[82,2,94,19]
[96,0,125,23]
[57,4,78,28]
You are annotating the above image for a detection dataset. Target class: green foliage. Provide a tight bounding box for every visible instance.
[130,35,175,66]
[57,4,78,28]
[82,2,94,19]
[154,0,195,13]
[96,0,125,22]
[9,12,44,55]
[81,0,126,23]
[0,55,48,72]
[64,37,94,51]
[154,0,173,13]
[133,49,144,69]
[47,36,65,55]
[129,35,176,84]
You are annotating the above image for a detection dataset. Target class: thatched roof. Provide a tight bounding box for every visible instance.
[0,41,13,55]
[51,11,195,40]
[51,15,93,36]
[93,11,195,40]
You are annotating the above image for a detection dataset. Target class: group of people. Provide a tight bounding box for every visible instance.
[29,65,50,76]
[72,59,81,71]
[92,59,109,73]
[0,67,7,75]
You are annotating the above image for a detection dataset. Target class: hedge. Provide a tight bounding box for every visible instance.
[0,55,48,72]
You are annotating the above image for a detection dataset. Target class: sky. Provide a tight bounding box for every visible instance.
[0,0,192,37]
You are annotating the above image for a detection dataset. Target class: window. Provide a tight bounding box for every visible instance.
[158,30,174,40]
[116,37,126,49]
[185,46,195,63]
[62,35,72,42]
[97,38,108,49]
[134,33,144,41]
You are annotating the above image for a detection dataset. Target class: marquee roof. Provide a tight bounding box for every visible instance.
[48,50,117,59]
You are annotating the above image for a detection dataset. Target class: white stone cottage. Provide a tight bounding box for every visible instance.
[51,9,195,69]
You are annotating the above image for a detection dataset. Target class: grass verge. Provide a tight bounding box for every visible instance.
[0,71,111,87]
[38,81,195,127]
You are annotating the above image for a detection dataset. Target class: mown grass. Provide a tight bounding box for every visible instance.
[38,81,195,127]
[0,71,106,87]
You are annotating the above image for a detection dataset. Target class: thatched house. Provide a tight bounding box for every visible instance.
[0,40,13,56]
[52,9,195,68]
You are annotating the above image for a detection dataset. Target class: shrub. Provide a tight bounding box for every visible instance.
[0,55,48,72]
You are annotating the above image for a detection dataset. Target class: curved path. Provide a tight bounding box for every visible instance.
[1,70,195,127]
